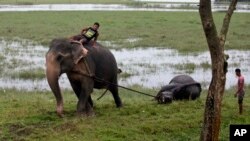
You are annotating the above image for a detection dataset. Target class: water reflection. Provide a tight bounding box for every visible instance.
[0,39,249,91]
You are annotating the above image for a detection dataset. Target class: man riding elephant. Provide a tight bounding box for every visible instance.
[70,22,100,47]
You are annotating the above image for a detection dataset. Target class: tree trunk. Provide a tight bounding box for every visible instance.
[199,0,238,141]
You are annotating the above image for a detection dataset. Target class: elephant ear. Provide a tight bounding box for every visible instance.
[70,42,88,64]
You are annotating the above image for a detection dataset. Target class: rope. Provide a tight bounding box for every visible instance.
[97,88,108,100]
[93,76,156,98]
[81,58,156,99]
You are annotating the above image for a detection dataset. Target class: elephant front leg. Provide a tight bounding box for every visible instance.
[56,101,64,117]
[76,95,94,117]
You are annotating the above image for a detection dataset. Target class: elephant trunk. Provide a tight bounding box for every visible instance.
[46,52,64,117]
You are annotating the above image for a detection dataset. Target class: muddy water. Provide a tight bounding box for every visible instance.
[0,39,249,91]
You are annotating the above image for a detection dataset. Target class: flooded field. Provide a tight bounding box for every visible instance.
[0,39,249,91]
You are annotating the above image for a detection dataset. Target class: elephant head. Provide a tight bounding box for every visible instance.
[46,38,88,117]
[156,91,173,104]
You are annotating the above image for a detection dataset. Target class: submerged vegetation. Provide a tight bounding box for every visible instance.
[10,68,45,80]
[172,63,196,74]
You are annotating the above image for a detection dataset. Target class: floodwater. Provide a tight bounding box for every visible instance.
[0,3,249,13]
[0,39,249,91]
[114,48,250,89]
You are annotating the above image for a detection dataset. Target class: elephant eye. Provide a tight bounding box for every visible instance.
[56,55,63,62]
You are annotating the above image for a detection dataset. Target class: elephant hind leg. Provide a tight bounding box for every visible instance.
[109,85,122,108]
[88,96,93,107]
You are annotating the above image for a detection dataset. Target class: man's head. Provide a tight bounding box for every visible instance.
[92,22,100,30]
[235,68,241,77]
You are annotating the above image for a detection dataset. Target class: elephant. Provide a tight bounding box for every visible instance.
[46,38,122,117]
[156,75,202,104]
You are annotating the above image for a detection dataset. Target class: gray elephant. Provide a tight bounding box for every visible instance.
[46,38,122,117]
[156,75,202,104]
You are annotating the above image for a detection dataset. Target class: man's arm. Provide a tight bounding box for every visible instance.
[81,27,89,34]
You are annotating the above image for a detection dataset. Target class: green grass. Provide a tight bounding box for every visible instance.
[172,63,196,74]
[10,68,45,80]
[0,11,249,52]
[0,86,250,141]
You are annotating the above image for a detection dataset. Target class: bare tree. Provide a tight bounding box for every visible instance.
[199,0,238,140]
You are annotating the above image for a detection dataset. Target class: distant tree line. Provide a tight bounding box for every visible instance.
[215,0,250,2]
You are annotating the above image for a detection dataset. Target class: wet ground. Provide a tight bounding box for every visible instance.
[0,39,249,91]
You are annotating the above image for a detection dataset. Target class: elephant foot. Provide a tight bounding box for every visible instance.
[85,106,95,117]
[76,112,95,118]
[56,104,64,118]
[76,111,87,117]
[57,112,64,118]
[116,103,123,108]
[86,111,95,117]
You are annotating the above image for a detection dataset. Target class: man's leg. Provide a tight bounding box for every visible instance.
[69,34,83,42]
[239,103,243,114]
[238,96,243,115]
[79,37,88,45]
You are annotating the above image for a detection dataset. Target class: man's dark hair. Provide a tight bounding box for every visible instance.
[94,22,100,27]
[235,68,241,73]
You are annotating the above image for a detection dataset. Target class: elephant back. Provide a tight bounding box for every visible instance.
[185,84,202,100]
[169,75,196,84]
[160,84,177,92]
[83,41,118,85]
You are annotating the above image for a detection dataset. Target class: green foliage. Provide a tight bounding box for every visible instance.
[0,87,250,141]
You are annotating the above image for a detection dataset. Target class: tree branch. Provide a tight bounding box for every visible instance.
[220,0,238,44]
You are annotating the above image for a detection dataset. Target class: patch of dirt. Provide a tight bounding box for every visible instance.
[8,123,33,140]
[53,122,78,132]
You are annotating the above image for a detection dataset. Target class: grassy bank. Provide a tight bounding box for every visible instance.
[0,87,250,141]
[0,11,249,52]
